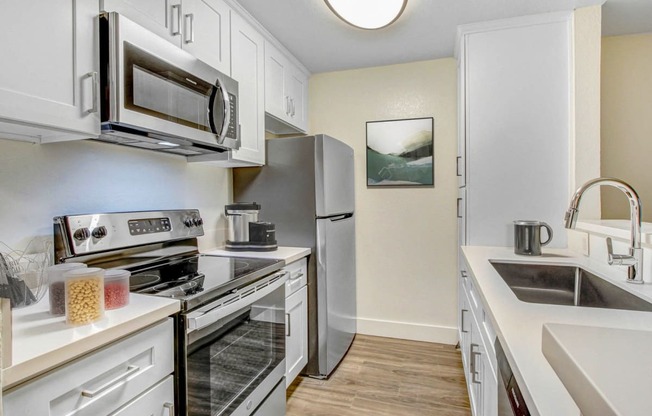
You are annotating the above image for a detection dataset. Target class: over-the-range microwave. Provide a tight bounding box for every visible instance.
[97,12,240,158]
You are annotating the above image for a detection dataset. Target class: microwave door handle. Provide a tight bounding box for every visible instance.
[209,76,231,145]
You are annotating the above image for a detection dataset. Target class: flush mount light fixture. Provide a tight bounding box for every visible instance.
[325,0,407,30]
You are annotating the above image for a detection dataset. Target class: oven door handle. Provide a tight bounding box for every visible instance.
[187,271,288,333]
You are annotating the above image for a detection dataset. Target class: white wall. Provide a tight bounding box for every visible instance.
[309,59,458,344]
[0,138,231,251]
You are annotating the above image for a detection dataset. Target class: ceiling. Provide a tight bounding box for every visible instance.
[235,0,652,74]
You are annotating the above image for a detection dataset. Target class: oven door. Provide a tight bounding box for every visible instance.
[179,272,287,416]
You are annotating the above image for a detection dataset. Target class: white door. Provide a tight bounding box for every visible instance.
[101,0,182,47]
[285,285,308,387]
[182,0,231,75]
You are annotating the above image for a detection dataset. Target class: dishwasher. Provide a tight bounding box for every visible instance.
[496,338,531,416]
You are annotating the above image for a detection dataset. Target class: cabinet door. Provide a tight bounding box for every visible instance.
[228,11,265,165]
[0,0,99,142]
[182,0,230,75]
[469,318,484,416]
[264,43,289,121]
[109,376,174,416]
[101,0,182,47]
[286,68,308,131]
[285,285,308,387]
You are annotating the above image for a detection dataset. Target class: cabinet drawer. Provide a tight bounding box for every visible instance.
[4,319,174,416]
[109,375,174,415]
[284,257,308,296]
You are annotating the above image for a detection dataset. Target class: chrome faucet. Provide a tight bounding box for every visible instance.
[564,177,644,284]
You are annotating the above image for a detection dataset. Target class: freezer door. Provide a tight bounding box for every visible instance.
[315,135,355,217]
[316,214,357,376]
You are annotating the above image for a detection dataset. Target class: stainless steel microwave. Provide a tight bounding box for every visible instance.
[97,12,240,157]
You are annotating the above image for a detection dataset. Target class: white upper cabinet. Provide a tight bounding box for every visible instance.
[176,0,231,75]
[0,0,100,142]
[264,42,308,134]
[203,10,265,166]
[101,0,231,74]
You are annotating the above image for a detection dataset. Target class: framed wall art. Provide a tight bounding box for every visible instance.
[366,117,434,187]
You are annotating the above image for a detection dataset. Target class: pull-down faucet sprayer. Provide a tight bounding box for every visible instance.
[564,178,643,284]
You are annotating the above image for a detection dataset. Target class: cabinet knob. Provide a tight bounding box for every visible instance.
[73,228,91,241]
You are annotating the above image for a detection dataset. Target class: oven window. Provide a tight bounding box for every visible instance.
[186,288,285,416]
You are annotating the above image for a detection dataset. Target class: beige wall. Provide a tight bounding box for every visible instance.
[601,33,652,221]
[309,59,458,344]
[572,6,602,219]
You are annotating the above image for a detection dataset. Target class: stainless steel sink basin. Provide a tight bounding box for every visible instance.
[490,261,652,312]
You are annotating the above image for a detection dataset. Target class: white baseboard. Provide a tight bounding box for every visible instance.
[356,317,458,345]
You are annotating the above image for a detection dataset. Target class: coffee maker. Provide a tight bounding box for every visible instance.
[224,202,277,251]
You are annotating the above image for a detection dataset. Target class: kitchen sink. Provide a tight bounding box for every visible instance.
[490,261,652,312]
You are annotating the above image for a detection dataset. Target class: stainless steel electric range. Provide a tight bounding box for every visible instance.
[54,209,288,416]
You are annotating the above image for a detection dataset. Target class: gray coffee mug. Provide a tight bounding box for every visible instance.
[513,220,553,256]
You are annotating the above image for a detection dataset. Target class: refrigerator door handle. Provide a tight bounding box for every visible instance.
[320,213,353,222]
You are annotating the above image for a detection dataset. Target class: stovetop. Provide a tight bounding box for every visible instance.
[129,255,284,311]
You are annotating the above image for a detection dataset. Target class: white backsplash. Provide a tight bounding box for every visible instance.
[0,138,232,251]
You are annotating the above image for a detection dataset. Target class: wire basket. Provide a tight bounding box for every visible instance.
[0,239,52,308]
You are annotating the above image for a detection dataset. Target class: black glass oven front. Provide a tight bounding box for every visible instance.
[180,281,285,416]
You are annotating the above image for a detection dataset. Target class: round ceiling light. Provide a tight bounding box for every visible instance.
[325,0,407,30]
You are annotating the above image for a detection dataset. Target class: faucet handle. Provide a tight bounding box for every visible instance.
[606,237,637,266]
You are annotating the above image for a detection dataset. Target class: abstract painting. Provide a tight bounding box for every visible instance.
[366,117,434,186]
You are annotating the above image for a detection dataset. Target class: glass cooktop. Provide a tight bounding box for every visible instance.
[129,255,284,310]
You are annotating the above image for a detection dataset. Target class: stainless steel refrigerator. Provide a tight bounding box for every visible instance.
[233,134,356,378]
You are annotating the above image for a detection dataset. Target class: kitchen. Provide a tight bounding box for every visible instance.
[1,0,651,415]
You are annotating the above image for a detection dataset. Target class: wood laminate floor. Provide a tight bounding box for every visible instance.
[286,335,471,416]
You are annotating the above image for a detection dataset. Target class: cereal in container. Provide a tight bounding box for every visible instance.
[104,269,130,310]
[64,267,105,325]
[47,262,87,316]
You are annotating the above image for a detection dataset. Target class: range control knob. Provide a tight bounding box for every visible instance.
[192,218,203,227]
[184,218,194,228]
[73,228,91,241]
[92,226,108,239]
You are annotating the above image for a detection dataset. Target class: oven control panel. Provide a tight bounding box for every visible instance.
[54,209,205,259]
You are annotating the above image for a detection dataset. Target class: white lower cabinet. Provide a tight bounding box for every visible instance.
[284,257,308,387]
[3,319,174,416]
[459,264,497,416]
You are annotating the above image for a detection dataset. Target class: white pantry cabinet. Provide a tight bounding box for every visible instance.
[101,0,231,75]
[3,319,174,416]
[0,0,100,143]
[457,12,572,249]
[284,257,308,387]
[264,42,308,134]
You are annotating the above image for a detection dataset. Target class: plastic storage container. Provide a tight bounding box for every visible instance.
[104,269,130,310]
[46,263,87,315]
[64,267,105,325]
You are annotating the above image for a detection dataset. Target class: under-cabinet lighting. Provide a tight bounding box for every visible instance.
[158,141,180,147]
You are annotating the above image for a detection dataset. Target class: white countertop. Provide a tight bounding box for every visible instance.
[542,323,652,416]
[203,246,311,265]
[462,246,652,416]
[2,293,179,390]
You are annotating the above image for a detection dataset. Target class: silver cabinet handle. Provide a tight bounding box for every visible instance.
[461,309,469,333]
[84,72,98,115]
[470,343,482,384]
[285,96,290,115]
[461,270,468,279]
[81,365,140,398]
[184,13,194,44]
[289,271,304,281]
[164,402,174,416]
[171,4,181,36]
[457,198,463,218]
[456,156,463,177]
[291,98,296,116]
[285,312,291,337]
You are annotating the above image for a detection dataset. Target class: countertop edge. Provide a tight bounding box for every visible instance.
[203,246,311,264]
[2,300,179,390]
